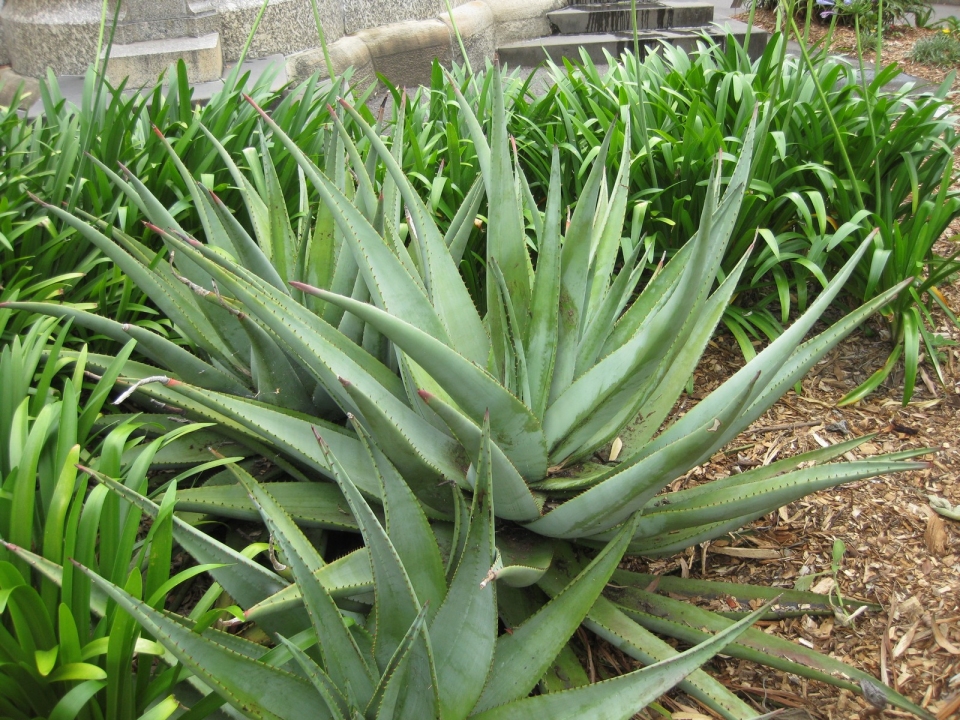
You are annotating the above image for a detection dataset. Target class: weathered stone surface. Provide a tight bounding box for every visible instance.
[0,66,40,108]
[105,31,222,85]
[548,1,715,34]
[286,33,375,88]
[2,0,577,85]
[0,0,104,77]
[114,14,219,45]
[216,0,334,64]
[343,0,441,36]
[439,1,495,70]
[497,20,768,65]
[483,0,567,45]
[357,17,452,87]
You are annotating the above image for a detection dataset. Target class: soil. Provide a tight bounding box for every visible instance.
[600,17,960,718]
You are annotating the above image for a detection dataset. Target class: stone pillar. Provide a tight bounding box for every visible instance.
[0,0,118,77]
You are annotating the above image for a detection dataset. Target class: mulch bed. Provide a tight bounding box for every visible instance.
[603,17,960,718]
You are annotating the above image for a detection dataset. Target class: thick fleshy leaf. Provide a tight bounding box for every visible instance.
[474,511,642,711]
[418,390,541,521]
[525,146,563,421]
[73,563,325,720]
[304,287,548,480]
[244,548,375,624]
[429,416,497,719]
[608,583,935,719]
[338,377,466,512]
[470,601,771,720]
[367,605,439,720]
[1,302,247,395]
[525,374,758,538]
[350,418,447,615]
[315,432,421,671]
[227,463,377,707]
[336,99,490,367]
[550,127,615,403]
[275,635,350,720]
[174,481,358,531]
[79,468,287,612]
[537,556,757,720]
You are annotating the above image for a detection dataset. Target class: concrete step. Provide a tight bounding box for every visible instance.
[497,20,767,66]
[547,1,714,35]
[104,32,222,86]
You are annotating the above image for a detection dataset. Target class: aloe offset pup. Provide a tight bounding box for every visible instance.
[10,65,934,718]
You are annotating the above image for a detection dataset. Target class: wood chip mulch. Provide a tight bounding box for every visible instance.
[603,278,960,719]
[598,20,960,719]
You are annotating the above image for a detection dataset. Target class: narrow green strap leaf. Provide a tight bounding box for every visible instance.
[445,175,485,264]
[47,679,107,720]
[79,468,287,611]
[2,302,247,395]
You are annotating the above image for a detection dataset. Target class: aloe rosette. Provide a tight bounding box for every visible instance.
[7,66,934,718]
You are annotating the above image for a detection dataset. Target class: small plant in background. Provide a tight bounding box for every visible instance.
[911,29,960,65]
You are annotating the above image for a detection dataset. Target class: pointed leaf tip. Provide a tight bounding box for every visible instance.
[417,389,433,401]
[338,376,352,388]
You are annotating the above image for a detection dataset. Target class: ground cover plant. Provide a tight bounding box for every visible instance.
[3,45,944,716]
[0,317,241,719]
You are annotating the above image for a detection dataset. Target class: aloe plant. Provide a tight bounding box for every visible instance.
[41,424,778,720]
[7,64,936,718]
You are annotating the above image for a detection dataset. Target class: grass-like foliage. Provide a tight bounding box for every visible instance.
[911,31,960,65]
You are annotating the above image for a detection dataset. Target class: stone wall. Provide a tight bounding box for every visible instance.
[0,0,567,82]
[287,0,567,88]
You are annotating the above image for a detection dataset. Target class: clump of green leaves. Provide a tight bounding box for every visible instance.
[911,30,960,65]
